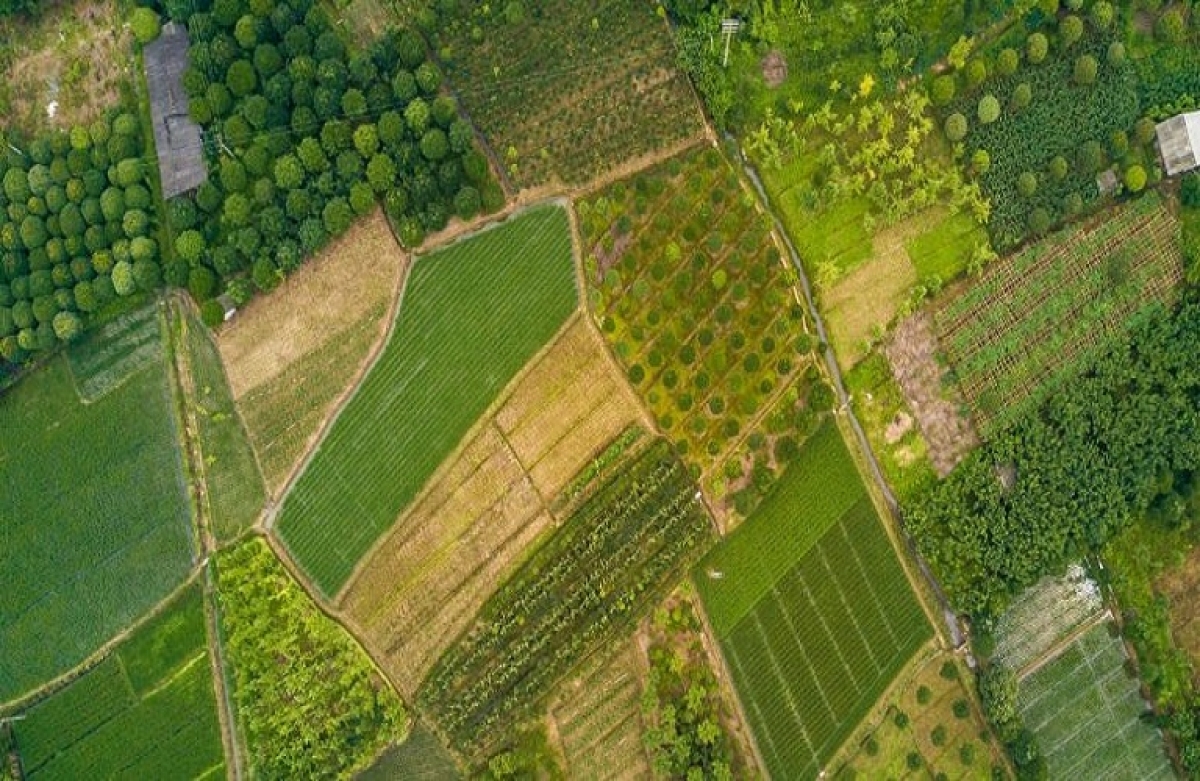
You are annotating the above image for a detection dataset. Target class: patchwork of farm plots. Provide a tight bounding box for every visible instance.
[549,644,650,781]
[215,539,407,778]
[0,305,194,703]
[219,209,406,493]
[696,423,931,779]
[340,318,643,695]
[1018,623,1171,780]
[580,147,823,521]
[934,194,1182,435]
[175,301,264,541]
[12,582,224,780]
[431,0,703,189]
[418,440,713,758]
[276,205,578,596]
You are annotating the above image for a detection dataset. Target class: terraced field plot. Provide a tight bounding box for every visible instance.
[1018,623,1171,780]
[340,318,642,694]
[934,195,1182,435]
[581,147,822,521]
[219,209,406,493]
[13,583,224,780]
[277,205,577,596]
[696,424,931,779]
[418,441,713,757]
[0,304,194,702]
[550,644,650,780]
[176,302,264,541]
[431,0,703,188]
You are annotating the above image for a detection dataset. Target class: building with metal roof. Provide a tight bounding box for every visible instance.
[1156,111,1200,177]
[144,22,207,198]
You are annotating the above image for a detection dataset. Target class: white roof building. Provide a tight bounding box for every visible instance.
[1156,111,1200,177]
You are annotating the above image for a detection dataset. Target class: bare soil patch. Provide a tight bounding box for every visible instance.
[1157,551,1200,680]
[0,0,133,137]
[885,313,978,476]
[217,209,405,492]
[761,50,788,88]
[338,316,643,695]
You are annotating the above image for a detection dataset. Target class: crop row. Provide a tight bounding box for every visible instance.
[417,440,713,755]
[277,206,577,595]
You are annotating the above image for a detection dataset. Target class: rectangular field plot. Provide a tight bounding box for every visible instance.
[934,195,1182,435]
[277,205,578,596]
[14,582,225,780]
[0,304,194,702]
[340,318,642,695]
[432,0,702,189]
[550,644,650,781]
[695,422,863,636]
[358,723,459,781]
[417,441,713,757]
[1018,623,1171,780]
[719,500,931,779]
[992,565,1104,675]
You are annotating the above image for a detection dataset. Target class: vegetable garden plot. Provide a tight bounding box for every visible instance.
[1018,623,1172,781]
[417,440,713,758]
[65,305,162,403]
[14,582,225,781]
[714,500,931,780]
[0,304,193,703]
[992,564,1104,675]
[358,723,460,781]
[276,205,577,596]
[580,147,824,522]
[933,196,1182,436]
[428,0,703,189]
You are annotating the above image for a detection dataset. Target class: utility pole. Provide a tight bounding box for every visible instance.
[720,19,742,67]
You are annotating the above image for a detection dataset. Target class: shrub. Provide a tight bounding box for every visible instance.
[1124,164,1147,193]
[1064,191,1084,215]
[175,229,206,263]
[1049,155,1069,181]
[996,48,1019,76]
[201,298,226,327]
[917,685,932,705]
[945,113,968,142]
[894,710,910,729]
[1010,82,1032,112]
[52,310,81,342]
[906,752,922,770]
[1017,172,1038,197]
[188,266,218,301]
[1027,32,1049,64]
[1156,8,1187,43]
[1073,55,1098,86]
[1059,15,1084,47]
[932,75,956,106]
[1092,1,1115,29]
[971,149,991,175]
[130,7,162,44]
[1134,117,1157,146]
[965,59,988,89]
[931,724,947,747]
[977,94,1000,124]
[1028,207,1051,234]
[959,742,976,765]
[226,59,258,97]
[1078,140,1106,173]
[940,660,959,680]
[953,698,971,719]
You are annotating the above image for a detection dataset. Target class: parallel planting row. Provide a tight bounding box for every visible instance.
[277,205,577,595]
[418,440,714,757]
[935,194,1181,434]
[580,147,825,520]
[696,423,931,779]
[0,304,194,702]
[13,583,224,780]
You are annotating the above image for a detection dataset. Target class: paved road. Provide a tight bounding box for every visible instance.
[735,144,963,647]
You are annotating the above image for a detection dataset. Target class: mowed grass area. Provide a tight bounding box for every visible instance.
[695,422,931,779]
[358,723,459,781]
[934,195,1182,435]
[0,304,194,702]
[177,302,265,541]
[549,644,650,781]
[1018,623,1171,780]
[340,319,643,695]
[277,205,577,596]
[14,582,224,780]
[219,209,405,493]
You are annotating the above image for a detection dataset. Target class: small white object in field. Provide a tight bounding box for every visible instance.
[46,100,59,118]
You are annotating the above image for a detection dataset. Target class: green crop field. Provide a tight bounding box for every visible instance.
[14,582,225,780]
[215,538,407,778]
[277,205,578,595]
[696,424,931,779]
[1018,623,1172,780]
[0,304,194,703]
[418,440,713,757]
[176,302,265,541]
[358,724,460,781]
[935,195,1181,435]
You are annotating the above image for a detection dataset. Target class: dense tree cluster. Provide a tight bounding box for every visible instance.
[165,0,500,311]
[0,113,160,363]
[908,300,1200,617]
